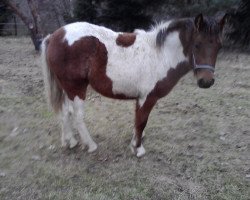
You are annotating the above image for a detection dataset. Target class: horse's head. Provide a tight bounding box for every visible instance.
[190,13,229,89]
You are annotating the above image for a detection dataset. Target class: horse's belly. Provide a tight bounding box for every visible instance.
[105,62,142,98]
[111,77,140,97]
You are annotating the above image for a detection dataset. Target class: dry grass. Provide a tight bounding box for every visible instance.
[0,37,249,200]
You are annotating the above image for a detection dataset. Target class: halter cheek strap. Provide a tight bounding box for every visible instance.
[192,53,215,73]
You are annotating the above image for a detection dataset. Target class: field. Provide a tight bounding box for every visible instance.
[0,37,249,200]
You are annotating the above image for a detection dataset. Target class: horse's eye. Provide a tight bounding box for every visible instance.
[218,43,222,50]
[195,44,200,49]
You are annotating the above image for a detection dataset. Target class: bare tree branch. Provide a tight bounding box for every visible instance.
[3,0,31,27]
[27,0,42,34]
[51,2,63,27]
[3,0,43,51]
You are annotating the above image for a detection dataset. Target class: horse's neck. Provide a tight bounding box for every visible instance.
[152,30,188,70]
[142,22,192,97]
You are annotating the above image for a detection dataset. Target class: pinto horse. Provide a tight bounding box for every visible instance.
[41,14,228,157]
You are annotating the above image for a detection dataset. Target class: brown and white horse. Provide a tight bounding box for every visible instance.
[41,14,228,157]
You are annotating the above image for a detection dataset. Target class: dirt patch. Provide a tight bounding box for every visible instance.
[0,37,249,199]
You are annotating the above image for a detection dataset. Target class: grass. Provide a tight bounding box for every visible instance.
[0,37,249,200]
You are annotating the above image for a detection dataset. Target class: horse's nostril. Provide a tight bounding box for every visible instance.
[198,79,214,89]
[198,79,203,87]
[210,78,215,86]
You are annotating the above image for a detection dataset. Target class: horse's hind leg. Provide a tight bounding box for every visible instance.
[60,97,78,148]
[73,96,97,153]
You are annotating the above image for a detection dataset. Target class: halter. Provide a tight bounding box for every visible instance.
[192,53,215,73]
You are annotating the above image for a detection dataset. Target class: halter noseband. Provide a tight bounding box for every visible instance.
[192,53,215,73]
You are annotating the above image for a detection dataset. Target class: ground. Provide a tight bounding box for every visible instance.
[0,37,249,200]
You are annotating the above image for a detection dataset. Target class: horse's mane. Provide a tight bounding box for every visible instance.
[199,17,220,34]
[154,19,189,48]
[154,16,220,48]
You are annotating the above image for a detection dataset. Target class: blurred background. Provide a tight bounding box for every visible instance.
[0,1,250,199]
[0,0,250,50]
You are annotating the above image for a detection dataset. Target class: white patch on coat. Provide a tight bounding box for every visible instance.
[63,22,187,107]
[134,29,146,34]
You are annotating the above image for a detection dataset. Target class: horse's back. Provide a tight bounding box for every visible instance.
[45,22,156,100]
[63,22,117,45]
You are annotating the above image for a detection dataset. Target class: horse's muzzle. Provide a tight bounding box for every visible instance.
[197,78,215,89]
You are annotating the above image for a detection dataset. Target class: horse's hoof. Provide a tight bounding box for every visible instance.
[130,143,146,158]
[136,145,146,157]
[88,142,98,153]
[69,138,78,149]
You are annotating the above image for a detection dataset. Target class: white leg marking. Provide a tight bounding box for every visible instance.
[68,135,78,149]
[131,131,137,146]
[61,129,67,147]
[60,98,78,148]
[136,145,146,158]
[132,129,145,138]
[142,131,145,138]
[67,100,78,148]
[130,133,137,154]
[130,131,146,157]
[73,96,97,153]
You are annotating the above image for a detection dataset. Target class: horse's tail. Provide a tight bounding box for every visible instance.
[41,35,64,113]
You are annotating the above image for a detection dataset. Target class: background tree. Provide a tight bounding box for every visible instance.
[74,0,163,32]
[227,0,250,46]
[1,0,247,49]
[0,2,12,35]
[74,0,98,24]
[73,0,239,32]
[154,0,239,18]
[61,0,75,23]
[99,0,153,31]
[3,0,43,51]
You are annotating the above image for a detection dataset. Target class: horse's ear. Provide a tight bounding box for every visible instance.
[194,13,204,31]
[219,13,230,32]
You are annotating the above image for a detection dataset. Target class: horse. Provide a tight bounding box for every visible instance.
[41,13,228,157]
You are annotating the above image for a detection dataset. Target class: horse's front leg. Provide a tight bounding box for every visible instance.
[131,96,157,157]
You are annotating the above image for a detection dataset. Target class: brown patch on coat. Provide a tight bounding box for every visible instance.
[116,33,136,47]
[46,28,134,101]
[47,28,96,100]
[150,62,191,98]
